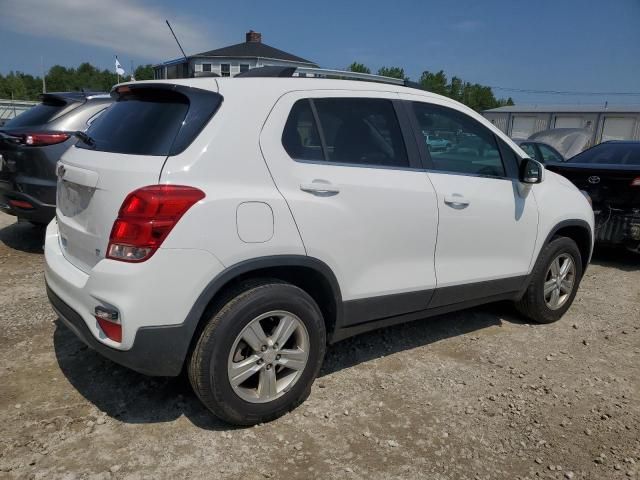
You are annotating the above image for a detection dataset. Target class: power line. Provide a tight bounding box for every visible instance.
[489,86,640,96]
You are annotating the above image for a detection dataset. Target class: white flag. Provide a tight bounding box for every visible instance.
[115,58,125,76]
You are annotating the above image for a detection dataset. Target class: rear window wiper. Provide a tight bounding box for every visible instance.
[73,131,96,148]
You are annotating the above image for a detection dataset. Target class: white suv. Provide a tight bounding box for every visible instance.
[45,68,594,425]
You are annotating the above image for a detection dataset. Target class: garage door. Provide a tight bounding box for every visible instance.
[511,116,536,139]
[554,116,584,128]
[601,117,636,141]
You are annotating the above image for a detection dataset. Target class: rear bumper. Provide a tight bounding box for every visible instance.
[0,180,55,224]
[47,284,190,376]
[44,220,225,376]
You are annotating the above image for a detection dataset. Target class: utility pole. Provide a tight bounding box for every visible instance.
[41,56,46,93]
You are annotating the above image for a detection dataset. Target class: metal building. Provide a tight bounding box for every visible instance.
[482,105,640,146]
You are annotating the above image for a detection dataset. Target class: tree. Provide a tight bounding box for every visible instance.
[377,66,406,80]
[347,62,370,74]
[419,70,448,96]
[134,64,154,81]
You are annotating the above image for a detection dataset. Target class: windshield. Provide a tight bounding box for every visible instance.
[568,143,640,166]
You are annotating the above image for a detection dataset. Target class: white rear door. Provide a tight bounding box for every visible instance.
[260,91,439,320]
[407,99,538,303]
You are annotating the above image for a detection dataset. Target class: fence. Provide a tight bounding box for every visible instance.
[0,99,38,126]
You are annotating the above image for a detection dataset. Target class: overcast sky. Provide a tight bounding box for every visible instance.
[1,0,639,104]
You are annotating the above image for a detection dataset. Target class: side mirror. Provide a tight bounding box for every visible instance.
[520,158,544,184]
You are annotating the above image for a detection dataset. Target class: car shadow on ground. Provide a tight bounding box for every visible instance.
[0,219,45,253]
[590,246,640,272]
[53,303,525,431]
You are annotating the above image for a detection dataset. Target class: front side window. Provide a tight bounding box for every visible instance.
[221,64,230,77]
[202,63,212,72]
[240,64,250,73]
[519,142,538,160]
[412,102,505,177]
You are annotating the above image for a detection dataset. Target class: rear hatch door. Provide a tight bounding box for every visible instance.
[56,83,222,273]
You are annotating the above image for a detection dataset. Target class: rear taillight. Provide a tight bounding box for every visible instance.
[630,177,640,187]
[107,185,205,263]
[8,132,70,146]
[8,199,34,209]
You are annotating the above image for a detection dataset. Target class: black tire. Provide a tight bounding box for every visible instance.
[515,236,583,324]
[188,280,326,425]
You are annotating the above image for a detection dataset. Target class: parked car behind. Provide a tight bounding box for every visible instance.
[514,139,565,164]
[547,141,640,251]
[45,70,594,425]
[0,92,112,225]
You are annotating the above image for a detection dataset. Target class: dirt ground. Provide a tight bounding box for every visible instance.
[0,211,638,480]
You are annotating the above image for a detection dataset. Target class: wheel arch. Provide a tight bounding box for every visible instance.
[182,256,343,369]
[544,219,593,274]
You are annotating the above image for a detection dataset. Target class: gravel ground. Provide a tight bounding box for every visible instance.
[0,211,638,480]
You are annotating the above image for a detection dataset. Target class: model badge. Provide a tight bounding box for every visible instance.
[588,176,600,184]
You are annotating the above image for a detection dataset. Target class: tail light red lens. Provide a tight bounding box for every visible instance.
[8,199,34,209]
[107,185,205,263]
[9,132,70,146]
[630,177,640,187]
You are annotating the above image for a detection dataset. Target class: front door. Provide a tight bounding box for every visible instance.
[406,98,539,305]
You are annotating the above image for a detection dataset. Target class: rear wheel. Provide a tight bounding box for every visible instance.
[516,237,583,324]
[188,281,326,425]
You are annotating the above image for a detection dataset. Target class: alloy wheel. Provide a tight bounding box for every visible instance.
[544,253,576,310]
[227,310,310,403]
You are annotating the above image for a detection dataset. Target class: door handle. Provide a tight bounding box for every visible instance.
[299,181,340,196]
[444,194,470,208]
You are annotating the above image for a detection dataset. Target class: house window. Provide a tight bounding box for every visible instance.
[202,63,212,72]
[221,64,231,77]
[240,64,250,73]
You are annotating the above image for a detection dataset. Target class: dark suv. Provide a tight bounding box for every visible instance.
[0,92,112,225]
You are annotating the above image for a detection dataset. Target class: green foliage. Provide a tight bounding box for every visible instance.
[0,63,155,100]
[377,66,406,80]
[134,64,155,80]
[345,61,513,111]
[347,62,371,74]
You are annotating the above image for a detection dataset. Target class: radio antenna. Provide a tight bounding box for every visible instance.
[166,20,188,61]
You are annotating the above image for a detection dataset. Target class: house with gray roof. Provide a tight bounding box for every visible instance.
[153,31,318,79]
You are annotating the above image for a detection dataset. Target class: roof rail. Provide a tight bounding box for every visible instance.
[235,65,419,89]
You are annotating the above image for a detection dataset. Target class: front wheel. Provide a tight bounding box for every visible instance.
[188,281,326,425]
[515,237,583,324]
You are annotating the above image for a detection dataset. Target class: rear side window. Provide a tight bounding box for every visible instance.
[5,99,71,128]
[282,100,323,161]
[282,98,409,168]
[412,102,505,177]
[79,86,222,156]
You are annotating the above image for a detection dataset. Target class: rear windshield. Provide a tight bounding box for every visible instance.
[4,99,70,128]
[569,143,640,166]
[79,86,222,156]
[80,89,188,156]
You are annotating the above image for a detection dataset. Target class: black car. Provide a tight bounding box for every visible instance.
[547,141,640,251]
[0,92,112,225]
[514,139,565,164]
